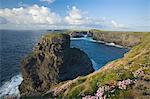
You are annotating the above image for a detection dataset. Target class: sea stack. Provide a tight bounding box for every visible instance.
[19,33,94,97]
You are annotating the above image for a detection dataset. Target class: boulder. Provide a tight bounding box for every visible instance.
[19,33,94,97]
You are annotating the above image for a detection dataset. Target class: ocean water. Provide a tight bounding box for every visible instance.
[70,37,128,70]
[0,30,128,97]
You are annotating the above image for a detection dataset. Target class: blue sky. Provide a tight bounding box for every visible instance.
[0,0,149,31]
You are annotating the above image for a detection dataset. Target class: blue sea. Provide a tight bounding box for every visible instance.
[0,30,128,97]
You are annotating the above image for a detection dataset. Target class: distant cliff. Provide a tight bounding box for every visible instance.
[89,30,147,48]
[44,31,150,98]
[19,33,94,97]
[65,29,146,48]
[65,30,88,38]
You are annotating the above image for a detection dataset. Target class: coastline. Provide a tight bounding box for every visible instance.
[0,35,127,98]
[71,36,125,49]
[45,32,150,98]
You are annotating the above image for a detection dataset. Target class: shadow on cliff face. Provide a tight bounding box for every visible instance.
[19,33,94,97]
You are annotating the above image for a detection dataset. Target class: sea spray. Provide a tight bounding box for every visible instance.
[0,74,23,98]
[91,59,98,70]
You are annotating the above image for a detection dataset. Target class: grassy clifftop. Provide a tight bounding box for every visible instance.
[44,32,150,98]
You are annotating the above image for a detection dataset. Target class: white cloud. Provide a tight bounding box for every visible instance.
[64,6,124,29]
[40,0,55,4]
[0,5,61,27]
[65,6,88,25]
[0,5,127,30]
[111,20,124,28]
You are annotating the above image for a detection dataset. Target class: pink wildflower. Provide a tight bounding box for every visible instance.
[95,87,104,97]
[117,79,133,89]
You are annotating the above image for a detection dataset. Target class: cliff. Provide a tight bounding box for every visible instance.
[44,32,150,98]
[89,30,147,48]
[65,29,145,48]
[19,33,94,97]
[65,30,88,38]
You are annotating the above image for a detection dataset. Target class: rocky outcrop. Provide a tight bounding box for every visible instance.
[67,30,90,38]
[69,31,85,38]
[19,33,94,97]
[67,30,93,38]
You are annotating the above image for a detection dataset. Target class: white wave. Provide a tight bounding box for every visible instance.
[70,37,86,40]
[0,74,23,98]
[87,39,123,48]
[106,42,115,46]
[86,38,105,43]
[71,37,123,48]
[91,59,98,70]
[106,42,123,48]
[71,37,98,42]
[112,44,123,48]
[83,34,88,38]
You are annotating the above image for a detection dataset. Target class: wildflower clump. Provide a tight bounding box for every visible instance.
[117,79,133,89]
[82,79,136,99]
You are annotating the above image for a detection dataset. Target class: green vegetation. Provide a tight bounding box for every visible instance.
[64,30,88,35]
[44,31,150,98]
[44,33,67,40]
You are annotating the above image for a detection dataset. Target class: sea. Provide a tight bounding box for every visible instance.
[0,30,128,97]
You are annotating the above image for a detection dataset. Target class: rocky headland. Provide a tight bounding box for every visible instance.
[19,33,94,97]
[43,31,150,98]
[68,31,84,38]
[89,30,145,48]
[19,30,150,98]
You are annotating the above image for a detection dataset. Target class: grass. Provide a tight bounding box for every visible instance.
[43,33,67,40]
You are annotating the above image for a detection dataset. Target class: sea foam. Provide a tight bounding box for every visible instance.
[71,36,123,48]
[91,59,98,70]
[0,74,23,98]
[0,59,98,98]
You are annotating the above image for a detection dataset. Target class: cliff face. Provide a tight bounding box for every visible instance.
[19,33,94,97]
[90,30,147,48]
[66,29,145,48]
[45,32,150,98]
[65,30,89,38]
[68,31,84,38]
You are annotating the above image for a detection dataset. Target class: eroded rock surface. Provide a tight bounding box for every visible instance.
[19,33,94,97]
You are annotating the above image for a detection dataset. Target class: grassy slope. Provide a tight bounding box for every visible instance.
[44,32,150,98]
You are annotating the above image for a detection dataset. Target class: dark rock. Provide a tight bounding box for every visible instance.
[69,31,85,38]
[87,31,93,37]
[68,31,93,38]
[19,33,94,97]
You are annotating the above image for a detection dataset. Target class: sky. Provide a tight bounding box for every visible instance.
[0,0,149,31]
